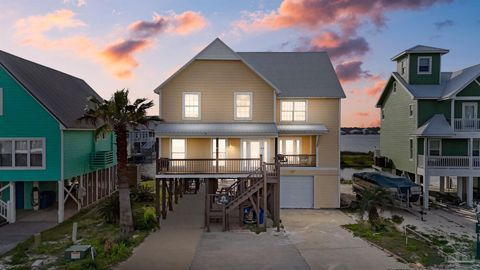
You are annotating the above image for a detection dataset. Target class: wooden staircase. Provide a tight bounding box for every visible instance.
[206,160,280,232]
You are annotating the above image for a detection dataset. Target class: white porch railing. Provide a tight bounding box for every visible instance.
[0,200,8,220]
[417,155,479,168]
[453,118,480,132]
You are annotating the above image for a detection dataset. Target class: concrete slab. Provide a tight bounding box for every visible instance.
[282,209,409,270]
[0,221,56,255]
[191,230,310,270]
[115,189,206,270]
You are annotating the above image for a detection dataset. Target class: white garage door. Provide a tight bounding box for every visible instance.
[280,176,314,208]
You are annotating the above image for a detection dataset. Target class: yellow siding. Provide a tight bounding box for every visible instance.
[314,174,339,208]
[161,138,169,158]
[227,138,241,158]
[160,60,275,122]
[187,138,211,159]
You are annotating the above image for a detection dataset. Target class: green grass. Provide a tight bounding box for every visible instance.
[140,179,155,191]
[1,198,155,270]
[344,222,445,267]
[341,151,374,169]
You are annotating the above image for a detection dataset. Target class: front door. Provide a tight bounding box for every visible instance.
[15,182,24,209]
[241,140,269,169]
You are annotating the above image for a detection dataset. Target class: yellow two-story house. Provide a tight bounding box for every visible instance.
[153,38,344,215]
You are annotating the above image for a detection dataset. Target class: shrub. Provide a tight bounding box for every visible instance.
[130,185,155,203]
[109,242,129,259]
[391,214,404,224]
[133,207,158,231]
[98,192,120,224]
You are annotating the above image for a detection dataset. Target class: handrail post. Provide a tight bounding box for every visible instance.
[215,138,219,173]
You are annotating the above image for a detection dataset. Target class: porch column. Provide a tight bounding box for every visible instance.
[274,137,278,157]
[9,181,16,223]
[58,180,65,223]
[467,176,473,208]
[439,176,445,192]
[457,177,463,201]
[423,173,430,210]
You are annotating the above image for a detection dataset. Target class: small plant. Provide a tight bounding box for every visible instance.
[391,214,404,224]
[357,187,394,231]
[110,242,129,259]
[133,207,158,230]
[98,192,120,224]
[130,185,155,203]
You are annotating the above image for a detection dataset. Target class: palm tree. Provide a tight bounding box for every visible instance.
[357,187,394,231]
[80,89,159,236]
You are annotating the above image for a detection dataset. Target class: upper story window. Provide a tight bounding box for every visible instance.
[393,81,397,93]
[0,138,45,169]
[381,109,385,121]
[409,104,414,117]
[417,57,432,75]
[281,100,306,122]
[409,138,414,160]
[401,60,407,75]
[183,92,201,120]
[428,139,441,156]
[234,92,252,120]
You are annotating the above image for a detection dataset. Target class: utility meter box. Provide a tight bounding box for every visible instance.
[64,245,91,260]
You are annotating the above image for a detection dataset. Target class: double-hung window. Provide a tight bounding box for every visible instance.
[212,139,227,166]
[183,92,201,120]
[281,100,306,122]
[0,138,45,169]
[417,57,432,74]
[428,139,441,156]
[234,92,252,120]
[401,60,407,75]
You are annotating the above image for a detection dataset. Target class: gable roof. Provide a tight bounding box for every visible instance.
[391,45,449,61]
[0,50,102,129]
[376,64,480,107]
[414,114,454,137]
[154,38,345,99]
[238,52,345,98]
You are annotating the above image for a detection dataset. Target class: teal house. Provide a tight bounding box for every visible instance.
[0,51,117,224]
[376,45,480,210]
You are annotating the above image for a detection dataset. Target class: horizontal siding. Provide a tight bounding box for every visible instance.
[380,80,416,173]
[161,60,275,122]
[64,130,116,179]
[0,66,61,181]
[456,81,480,97]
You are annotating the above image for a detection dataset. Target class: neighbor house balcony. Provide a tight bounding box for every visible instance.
[417,155,480,169]
[453,118,480,132]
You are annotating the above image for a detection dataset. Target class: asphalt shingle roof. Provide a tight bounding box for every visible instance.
[0,50,102,129]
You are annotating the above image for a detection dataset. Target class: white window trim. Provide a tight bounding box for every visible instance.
[0,138,46,170]
[428,138,441,156]
[211,138,228,166]
[170,138,187,159]
[280,99,308,122]
[234,92,253,121]
[417,56,432,75]
[409,138,414,161]
[409,103,414,118]
[462,102,478,119]
[392,81,397,93]
[182,92,201,120]
[0,88,3,116]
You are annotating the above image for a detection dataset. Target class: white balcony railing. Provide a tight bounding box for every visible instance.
[417,155,480,168]
[453,118,480,132]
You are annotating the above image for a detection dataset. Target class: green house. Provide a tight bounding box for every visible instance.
[0,51,117,224]
[376,45,480,210]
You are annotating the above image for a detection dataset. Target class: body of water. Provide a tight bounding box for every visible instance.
[340,134,380,180]
[341,134,380,153]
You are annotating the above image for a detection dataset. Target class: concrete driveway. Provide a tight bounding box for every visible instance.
[282,209,409,270]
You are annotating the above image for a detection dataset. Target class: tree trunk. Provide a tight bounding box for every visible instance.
[368,207,380,231]
[116,129,134,236]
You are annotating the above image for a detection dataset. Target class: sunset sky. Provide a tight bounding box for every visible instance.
[1,0,479,127]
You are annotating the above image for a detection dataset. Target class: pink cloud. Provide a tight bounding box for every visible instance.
[335,61,371,83]
[356,112,370,117]
[364,78,387,96]
[15,9,207,79]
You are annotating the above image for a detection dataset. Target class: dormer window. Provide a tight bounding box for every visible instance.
[417,57,432,75]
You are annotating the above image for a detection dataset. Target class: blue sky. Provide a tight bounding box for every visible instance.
[0,0,479,126]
